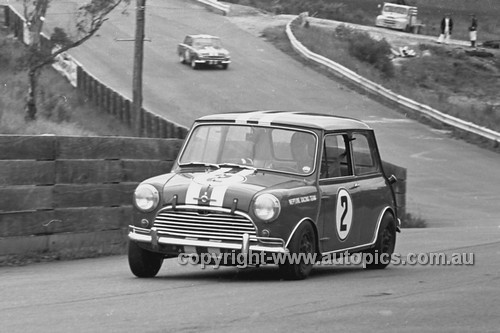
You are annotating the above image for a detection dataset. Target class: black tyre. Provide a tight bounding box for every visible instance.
[364,214,396,270]
[279,222,316,280]
[221,63,228,70]
[128,241,164,278]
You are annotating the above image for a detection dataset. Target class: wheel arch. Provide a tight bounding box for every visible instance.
[285,218,321,256]
[373,206,398,241]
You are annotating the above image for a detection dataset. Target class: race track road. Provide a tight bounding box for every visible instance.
[1,231,499,332]
[1,0,499,332]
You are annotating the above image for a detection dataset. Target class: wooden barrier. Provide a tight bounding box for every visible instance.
[0,135,183,257]
[382,161,407,223]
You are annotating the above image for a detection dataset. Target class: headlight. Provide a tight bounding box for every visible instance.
[134,184,159,212]
[253,194,280,222]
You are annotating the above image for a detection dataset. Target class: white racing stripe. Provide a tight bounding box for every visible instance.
[208,169,252,206]
[186,168,234,204]
[185,182,203,204]
[210,185,228,207]
[258,112,281,126]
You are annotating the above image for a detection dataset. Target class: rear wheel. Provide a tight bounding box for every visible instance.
[279,222,316,280]
[128,241,164,278]
[364,214,396,269]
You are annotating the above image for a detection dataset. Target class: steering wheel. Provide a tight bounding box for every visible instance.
[240,158,254,165]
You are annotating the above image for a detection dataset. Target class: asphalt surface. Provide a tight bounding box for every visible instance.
[1,0,499,332]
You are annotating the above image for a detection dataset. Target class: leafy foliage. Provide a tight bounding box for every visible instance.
[335,25,395,78]
[20,0,130,120]
[50,27,72,47]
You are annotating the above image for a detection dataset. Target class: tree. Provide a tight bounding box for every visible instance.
[22,0,129,121]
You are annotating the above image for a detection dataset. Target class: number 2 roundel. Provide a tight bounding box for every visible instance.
[336,188,353,241]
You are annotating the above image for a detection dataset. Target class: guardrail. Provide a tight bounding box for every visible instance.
[285,17,500,145]
[196,0,230,15]
[2,5,188,140]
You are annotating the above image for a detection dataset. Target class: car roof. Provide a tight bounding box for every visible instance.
[196,110,371,131]
[188,34,220,39]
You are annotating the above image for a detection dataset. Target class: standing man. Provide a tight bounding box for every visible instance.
[437,13,453,44]
[469,14,478,48]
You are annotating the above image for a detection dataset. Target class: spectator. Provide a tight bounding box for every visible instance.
[437,13,453,44]
[469,14,478,48]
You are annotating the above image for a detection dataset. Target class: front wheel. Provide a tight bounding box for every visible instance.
[279,222,316,280]
[128,241,164,278]
[221,63,228,70]
[190,58,198,69]
[364,214,396,269]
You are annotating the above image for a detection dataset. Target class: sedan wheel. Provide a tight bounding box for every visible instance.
[364,214,396,269]
[128,241,164,278]
[191,58,198,69]
[279,222,316,280]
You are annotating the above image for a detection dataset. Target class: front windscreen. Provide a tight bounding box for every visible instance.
[179,124,317,175]
[193,38,222,48]
[384,5,408,15]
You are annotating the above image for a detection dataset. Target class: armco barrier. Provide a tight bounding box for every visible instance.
[285,17,500,145]
[0,135,183,257]
[2,4,188,140]
[194,0,230,15]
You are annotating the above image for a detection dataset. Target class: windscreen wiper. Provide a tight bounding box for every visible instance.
[218,163,257,172]
[179,162,220,169]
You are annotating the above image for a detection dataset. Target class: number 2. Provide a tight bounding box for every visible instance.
[340,195,348,231]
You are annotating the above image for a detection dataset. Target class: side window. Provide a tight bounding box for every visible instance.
[320,134,351,179]
[351,132,379,175]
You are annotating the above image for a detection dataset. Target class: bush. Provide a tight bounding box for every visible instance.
[402,213,427,228]
[335,25,394,78]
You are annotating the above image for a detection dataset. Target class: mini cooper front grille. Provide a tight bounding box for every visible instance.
[153,209,257,241]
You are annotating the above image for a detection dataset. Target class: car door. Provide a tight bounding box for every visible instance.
[349,131,392,246]
[317,132,362,253]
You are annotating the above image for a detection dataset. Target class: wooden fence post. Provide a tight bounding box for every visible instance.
[123,100,131,127]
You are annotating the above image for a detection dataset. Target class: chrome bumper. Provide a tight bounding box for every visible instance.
[195,59,230,64]
[396,217,402,232]
[128,226,288,254]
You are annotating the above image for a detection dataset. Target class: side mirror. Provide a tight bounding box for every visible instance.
[388,174,398,184]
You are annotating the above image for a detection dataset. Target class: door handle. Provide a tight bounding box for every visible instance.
[350,183,360,189]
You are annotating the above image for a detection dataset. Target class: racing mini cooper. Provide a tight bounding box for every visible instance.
[178,34,230,69]
[128,111,401,280]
